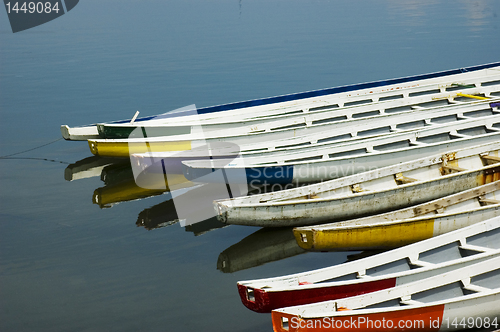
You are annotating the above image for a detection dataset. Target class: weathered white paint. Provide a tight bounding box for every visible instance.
[215,141,500,226]
[273,255,500,323]
[62,63,500,140]
[239,217,500,290]
[130,97,499,160]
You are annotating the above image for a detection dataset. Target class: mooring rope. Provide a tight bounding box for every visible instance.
[0,156,70,164]
[0,137,67,163]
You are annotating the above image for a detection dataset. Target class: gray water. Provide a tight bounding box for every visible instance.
[1,1,499,331]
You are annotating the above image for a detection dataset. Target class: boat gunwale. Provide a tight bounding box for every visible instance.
[128,97,500,158]
[272,255,500,319]
[240,249,500,293]
[107,62,500,122]
[184,110,500,169]
[273,289,500,319]
[97,75,500,129]
[295,202,500,233]
[62,62,500,140]
[90,92,500,145]
[237,217,500,287]
[216,140,500,208]
[294,181,500,232]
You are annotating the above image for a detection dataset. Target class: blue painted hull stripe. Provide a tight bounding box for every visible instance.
[245,166,295,185]
[113,62,500,124]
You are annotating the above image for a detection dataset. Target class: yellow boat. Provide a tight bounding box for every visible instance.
[293,180,500,251]
[88,139,191,158]
[92,173,194,208]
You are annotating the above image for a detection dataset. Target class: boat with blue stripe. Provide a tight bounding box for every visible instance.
[128,97,500,172]
[183,101,500,185]
[61,62,500,140]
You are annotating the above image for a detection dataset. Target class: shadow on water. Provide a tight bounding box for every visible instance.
[217,227,306,273]
[60,153,500,332]
[63,155,322,271]
[65,155,247,235]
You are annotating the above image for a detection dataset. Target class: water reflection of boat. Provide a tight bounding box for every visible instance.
[93,173,194,208]
[184,217,227,236]
[67,157,235,237]
[136,202,228,234]
[100,162,135,186]
[136,197,178,230]
[64,156,119,181]
[136,189,229,233]
[217,227,306,273]
[149,182,253,227]
[93,180,168,209]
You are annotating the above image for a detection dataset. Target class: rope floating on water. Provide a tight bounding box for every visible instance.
[0,137,63,159]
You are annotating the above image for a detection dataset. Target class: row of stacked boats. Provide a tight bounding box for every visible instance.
[62,62,500,331]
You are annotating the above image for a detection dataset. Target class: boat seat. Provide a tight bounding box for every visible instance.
[462,284,490,294]
[481,154,500,165]
[440,165,467,175]
[458,243,491,253]
[409,260,434,268]
[394,172,418,185]
[399,297,422,306]
[449,130,470,138]
[478,197,500,205]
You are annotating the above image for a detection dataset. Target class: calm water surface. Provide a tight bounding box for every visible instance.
[1,1,499,331]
